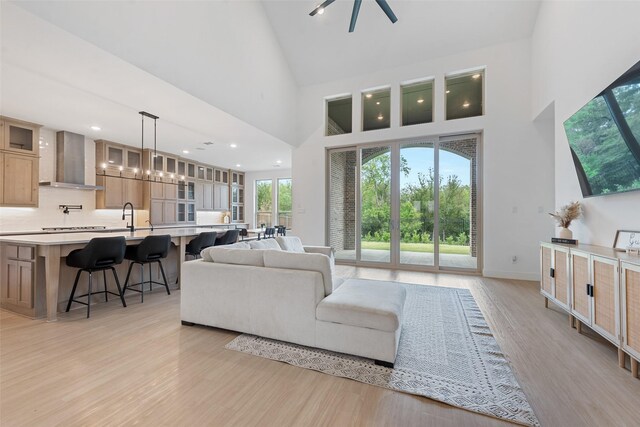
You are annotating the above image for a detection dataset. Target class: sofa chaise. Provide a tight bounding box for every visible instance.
[180,237,406,366]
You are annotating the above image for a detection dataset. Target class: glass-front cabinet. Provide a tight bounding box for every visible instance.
[2,118,39,155]
[166,157,176,175]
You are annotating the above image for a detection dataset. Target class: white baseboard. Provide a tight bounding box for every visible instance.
[482,270,540,282]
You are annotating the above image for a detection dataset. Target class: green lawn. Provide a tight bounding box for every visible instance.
[361,241,470,255]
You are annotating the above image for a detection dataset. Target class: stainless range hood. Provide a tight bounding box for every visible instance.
[39,131,103,190]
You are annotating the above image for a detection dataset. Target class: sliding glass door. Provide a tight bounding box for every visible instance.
[327,134,480,272]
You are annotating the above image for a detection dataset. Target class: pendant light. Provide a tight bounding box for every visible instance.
[139,111,159,180]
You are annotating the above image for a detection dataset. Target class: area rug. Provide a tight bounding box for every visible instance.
[225,282,539,426]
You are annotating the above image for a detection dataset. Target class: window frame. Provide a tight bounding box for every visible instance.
[444,68,486,121]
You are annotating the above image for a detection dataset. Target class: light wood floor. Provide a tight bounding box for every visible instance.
[1,266,639,426]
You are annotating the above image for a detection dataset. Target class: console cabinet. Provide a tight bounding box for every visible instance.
[540,242,639,379]
[621,261,640,378]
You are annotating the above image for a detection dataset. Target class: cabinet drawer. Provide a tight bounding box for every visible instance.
[5,245,18,259]
[18,246,33,260]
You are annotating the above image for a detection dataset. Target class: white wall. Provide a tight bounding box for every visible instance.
[531,0,640,246]
[293,38,555,280]
[244,169,292,229]
[13,1,298,146]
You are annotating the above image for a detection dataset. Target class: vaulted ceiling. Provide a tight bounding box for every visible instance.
[2,1,542,170]
[262,0,541,85]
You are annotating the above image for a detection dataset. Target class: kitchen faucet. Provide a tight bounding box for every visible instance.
[122,202,135,232]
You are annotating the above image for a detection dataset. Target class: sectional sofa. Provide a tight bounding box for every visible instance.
[180,237,406,366]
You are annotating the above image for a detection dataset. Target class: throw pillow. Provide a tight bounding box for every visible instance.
[206,247,265,267]
[249,239,282,250]
[275,236,305,253]
[200,241,249,261]
[263,250,333,296]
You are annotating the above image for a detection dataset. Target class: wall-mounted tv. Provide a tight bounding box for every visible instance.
[563,60,640,197]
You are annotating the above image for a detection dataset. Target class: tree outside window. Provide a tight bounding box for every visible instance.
[256,179,272,227]
[277,179,292,229]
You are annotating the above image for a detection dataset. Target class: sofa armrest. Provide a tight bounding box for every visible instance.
[304,246,334,258]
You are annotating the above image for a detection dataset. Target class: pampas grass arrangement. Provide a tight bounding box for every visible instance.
[549,201,582,228]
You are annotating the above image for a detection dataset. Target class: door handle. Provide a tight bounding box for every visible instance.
[550,268,555,278]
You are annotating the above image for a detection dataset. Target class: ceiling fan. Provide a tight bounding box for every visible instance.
[310,0,398,33]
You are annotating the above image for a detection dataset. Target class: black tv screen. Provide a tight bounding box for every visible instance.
[563,60,640,197]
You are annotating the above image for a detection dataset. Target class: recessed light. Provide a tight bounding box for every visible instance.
[462,102,470,108]
[377,114,384,120]
[182,150,190,154]
[317,7,324,15]
[91,126,101,131]
[365,93,373,98]
[276,160,282,164]
[230,143,237,148]
[446,90,450,94]
[417,99,424,104]
[376,101,380,105]
[108,160,114,164]
[236,164,241,168]
[472,74,481,79]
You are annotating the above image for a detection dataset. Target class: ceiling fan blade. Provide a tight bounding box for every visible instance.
[349,0,362,33]
[374,0,398,24]
[309,0,337,16]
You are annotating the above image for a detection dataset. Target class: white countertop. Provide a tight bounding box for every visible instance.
[0,227,229,246]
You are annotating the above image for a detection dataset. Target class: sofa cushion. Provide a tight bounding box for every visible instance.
[249,239,282,250]
[316,279,406,332]
[205,247,265,267]
[200,241,249,261]
[276,236,305,253]
[263,250,333,296]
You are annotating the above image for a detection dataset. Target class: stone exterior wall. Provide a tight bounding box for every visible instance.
[440,138,478,257]
[328,150,356,251]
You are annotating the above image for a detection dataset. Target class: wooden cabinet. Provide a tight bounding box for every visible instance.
[591,255,619,344]
[570,250,591,324]
[3,153,39,207]
[1,117,39,155]
[1,244,41,318]
[146,181,179,225]
[0,117,40,207]
[96,174,142,209]
[540,243,570,311]
[196,182,214,211]
[568,250,619,344]
[541,242,640,378]
[214,184,229,211]
[621,261,640,377]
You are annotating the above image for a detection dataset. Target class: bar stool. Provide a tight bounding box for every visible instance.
[276,226,286,237]
[185,231,217,259]
[264,227,276,239]
[214,229,240,246]
[239,228,248,241]
[122,235,171,303]
[65,236,127,318]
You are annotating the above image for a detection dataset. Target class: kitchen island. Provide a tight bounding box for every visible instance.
[0,227,231,321]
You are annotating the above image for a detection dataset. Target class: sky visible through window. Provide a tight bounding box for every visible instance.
[402,148,470,185]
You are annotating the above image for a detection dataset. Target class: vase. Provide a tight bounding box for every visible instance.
[558,227,573,239]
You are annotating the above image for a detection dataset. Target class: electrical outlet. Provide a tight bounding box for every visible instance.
[512,255,518,263]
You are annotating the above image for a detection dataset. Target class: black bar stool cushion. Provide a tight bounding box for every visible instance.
[66,236,126,269]
[125,235,171,262]
[185,232,217,256]
[214,229,240,246]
